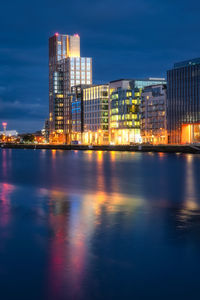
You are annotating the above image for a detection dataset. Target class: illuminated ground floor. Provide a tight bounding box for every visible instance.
[109,129,141,145]
[141,130,168,145]
[71,132,82,144]
[49,131,66,144]
[48,125,200,145]
[181,123,200,144]
[82,131,109,145]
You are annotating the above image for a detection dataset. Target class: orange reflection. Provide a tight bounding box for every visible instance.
[84,150,93,162]
[110,151,116,162]
[45,184,144,299]
[97,150,103,162]
[158,152,165,159]
[51,149,56,159]
[96,151,105,192]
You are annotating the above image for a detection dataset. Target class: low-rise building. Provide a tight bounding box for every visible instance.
[109,78,166,144]
[109,79,140,144]
[0,130,18,137]
[0,130,18,143]
[141,84,167,144]
[83,84,109,144]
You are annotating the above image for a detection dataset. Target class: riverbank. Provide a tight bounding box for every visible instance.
[1,143,200,154]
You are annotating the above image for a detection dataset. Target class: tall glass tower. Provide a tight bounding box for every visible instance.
[49,33,92,141]
[167,58,200,144]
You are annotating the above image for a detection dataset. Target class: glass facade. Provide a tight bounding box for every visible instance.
[83,85,109,144]
[71,85,90,143]
[63,58,92,139]
[49,33,92,143]
[141,85,167,144]
[109,78,166,144]
[167,58,200,144]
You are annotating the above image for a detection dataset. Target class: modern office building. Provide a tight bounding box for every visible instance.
[109,78,166,144]
[141,84,167,144]
[49,33,92,142]
[83,84,109,144]
[71,84,91,143]
[167,58,200,144]
[63,57,92,143]
[109,79,140,144]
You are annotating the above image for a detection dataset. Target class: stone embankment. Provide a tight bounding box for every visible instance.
[1,143,200,154]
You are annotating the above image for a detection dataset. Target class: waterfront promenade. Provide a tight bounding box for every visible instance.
[1,143,200,154]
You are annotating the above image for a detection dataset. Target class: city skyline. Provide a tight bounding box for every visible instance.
[1,0,200,132]
[1,2,200,300]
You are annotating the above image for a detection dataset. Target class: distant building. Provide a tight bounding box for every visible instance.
[33,131,45,144]
[83,84,109,144]
[141,84,167,144]
[167,58,200,144]
[0,130,18,137]
[109,78,166,144]
[49,33,92,142]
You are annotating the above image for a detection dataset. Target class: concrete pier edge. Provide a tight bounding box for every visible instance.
[1,143,200,154]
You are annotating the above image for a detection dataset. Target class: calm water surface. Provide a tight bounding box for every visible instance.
[0,149,200,299]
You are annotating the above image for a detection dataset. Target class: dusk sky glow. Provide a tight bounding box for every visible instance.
[1,0,200,132]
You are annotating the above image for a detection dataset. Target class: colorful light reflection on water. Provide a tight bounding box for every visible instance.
[0,149,200,299]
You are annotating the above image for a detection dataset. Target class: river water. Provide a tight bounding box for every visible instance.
[0,149,200,299]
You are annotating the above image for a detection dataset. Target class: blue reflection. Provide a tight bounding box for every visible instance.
[0,149,200,299]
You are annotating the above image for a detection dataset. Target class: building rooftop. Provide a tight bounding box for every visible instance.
[174,57,200,69]
[83,83,109,89]
[109,78,166,83]
[109,79,133,83]
[143,83,167,90]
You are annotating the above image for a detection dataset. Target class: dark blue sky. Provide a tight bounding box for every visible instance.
[0,0,200,132]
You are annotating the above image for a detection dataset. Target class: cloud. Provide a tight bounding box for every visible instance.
[0,98,47,132]
[0,0,200,131]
